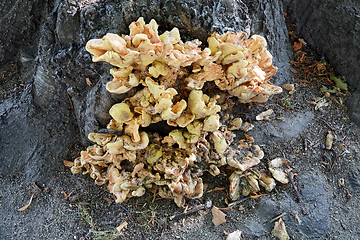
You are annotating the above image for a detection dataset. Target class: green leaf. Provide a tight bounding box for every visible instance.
[330,74,348,90]
[320,85,337,93]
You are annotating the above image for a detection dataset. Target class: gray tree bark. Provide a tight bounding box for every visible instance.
[2,0,359,239]
[284,0,360,125]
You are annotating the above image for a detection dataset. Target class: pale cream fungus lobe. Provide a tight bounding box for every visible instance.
[71,18,284,207]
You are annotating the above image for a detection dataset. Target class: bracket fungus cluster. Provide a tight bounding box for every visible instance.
[70,18,284,207]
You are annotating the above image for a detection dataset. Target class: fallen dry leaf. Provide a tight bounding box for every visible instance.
[62,190,72,199]
[63,160,74,167]
[309,97,329,110]
[116,221,128,232]
[85,77,92,86]
[240,122,254,132]
[17,194,34,212]
[325,132,335,150]
[244,134,255,143]
[282,84,294,91]
[226,230,242,240]
[282,84,295,95]
[212,206,226,226]
[272,218,290,240]
[292,41,303,51]
[298,38,307,45]
[256,109,274,121]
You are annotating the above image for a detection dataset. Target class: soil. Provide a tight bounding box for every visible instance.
[1,1,360,240]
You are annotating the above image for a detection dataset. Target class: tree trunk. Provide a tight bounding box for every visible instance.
[283,0,360,125]
[1,1,358,239]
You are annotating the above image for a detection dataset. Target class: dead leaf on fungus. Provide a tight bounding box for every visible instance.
[212,206,226,226]
[17,194,34,212]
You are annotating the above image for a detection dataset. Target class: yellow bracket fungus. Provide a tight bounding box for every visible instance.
[70,17,284,207]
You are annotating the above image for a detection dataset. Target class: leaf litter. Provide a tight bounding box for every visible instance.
[17,194,34,212]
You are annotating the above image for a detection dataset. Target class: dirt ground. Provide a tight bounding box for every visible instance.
[1,14,360,240]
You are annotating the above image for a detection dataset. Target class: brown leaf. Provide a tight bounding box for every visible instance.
[17,194,34,212]
[292,41,303,51]
[63,160,74,167]
[212,206,226,226]
[282,84,295,92]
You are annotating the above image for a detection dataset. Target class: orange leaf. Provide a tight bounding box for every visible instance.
[293,41,303,51]
[244,134,254,143]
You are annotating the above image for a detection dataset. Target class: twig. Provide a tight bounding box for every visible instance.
[227,196,251,207]
[66,92,74,110]
[330,156,341,172]
[322,119,335,131]
[169,199,212,221]
[285,169,302,202]
[66,92,76,118]
[270,212,287,223]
